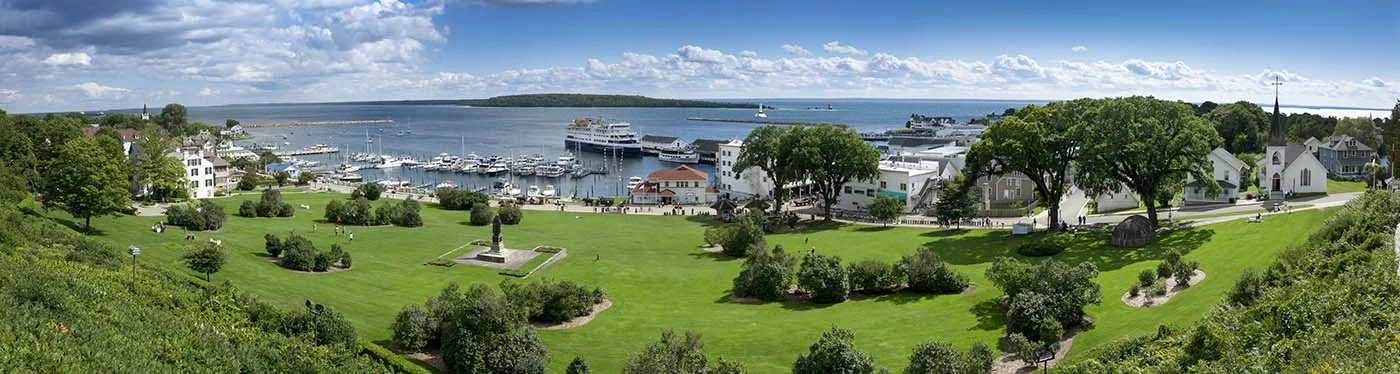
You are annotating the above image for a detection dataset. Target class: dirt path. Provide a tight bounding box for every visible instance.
[1122,270,1206,307]
[530,299,612,330]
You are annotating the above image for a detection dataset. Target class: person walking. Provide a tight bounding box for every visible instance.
[348,232,354,242]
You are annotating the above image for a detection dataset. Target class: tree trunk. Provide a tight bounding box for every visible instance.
[84,216,92,234]
[1143,195,1159,228]
[823,200,834,221]
[1048,204,1060,230]
[206,273,211,282]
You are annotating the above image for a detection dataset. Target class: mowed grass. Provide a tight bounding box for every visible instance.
[66,192,1333,373]
[1327,179,1368,194]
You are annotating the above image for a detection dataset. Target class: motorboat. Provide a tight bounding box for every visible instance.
[754,103,767,118]
[436,180,457,189]
[527,185,541,197]
[338,173,363,182]
[510,162,536,176]
[556,153,578,167]
[336,163,361,173]
[482,163,509,176]
[535,164,566,177]
[626,176,643,190]
[657,147,700,164]
[542,185,556,197]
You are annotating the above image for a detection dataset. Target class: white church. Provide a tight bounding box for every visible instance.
[1255,90,1326,198]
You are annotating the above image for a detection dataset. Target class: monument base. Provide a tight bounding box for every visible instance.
[476,251,508,263]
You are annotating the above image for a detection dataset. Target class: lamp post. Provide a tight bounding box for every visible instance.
[127,245,141,286]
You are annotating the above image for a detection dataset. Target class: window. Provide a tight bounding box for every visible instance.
[843,186,852,194]
[865,190,874,197]
[190,182,198,189]
[1272,152,1281,165]
[205,180,213,187]
[900,183,907,191]
[880,181,887,189]
[189,168,198,177]
[1301,169,1311,186]
[204,167,212,175]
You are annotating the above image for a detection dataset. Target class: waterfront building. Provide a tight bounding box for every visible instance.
[629,165,717,205]
[639,135,687,153]
[715,140,812,200]
[836,160,946,213]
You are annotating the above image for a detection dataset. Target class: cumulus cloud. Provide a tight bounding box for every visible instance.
[0,35,35,50]
[1362,77,1386,87]
[199,87,218,96]
[1071,45,1087,53]
[781,44,810,56]
[69,82,130,98]
[822,41,867,55]
[42,52,92,66]
[993,54,1046,80]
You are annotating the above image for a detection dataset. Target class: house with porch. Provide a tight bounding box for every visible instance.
[1183,147,1248,205]
[629,165,717,205]
[176,146,217,199]
[976,172,1037,217]
[1313,134,1375,180]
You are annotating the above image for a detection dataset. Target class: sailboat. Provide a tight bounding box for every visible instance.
[754,103,767,118]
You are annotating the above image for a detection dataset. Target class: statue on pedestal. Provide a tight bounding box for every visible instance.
[491,214,503,253]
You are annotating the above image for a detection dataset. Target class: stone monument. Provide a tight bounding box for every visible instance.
[476,215,508,263]
[1111,214,1156,248]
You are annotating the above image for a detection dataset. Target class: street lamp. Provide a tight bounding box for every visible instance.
[127,245,141,286]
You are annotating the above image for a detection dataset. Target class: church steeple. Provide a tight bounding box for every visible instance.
[1268,77,1285,146]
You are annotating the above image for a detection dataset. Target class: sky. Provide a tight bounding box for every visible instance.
[0,0,1397,113]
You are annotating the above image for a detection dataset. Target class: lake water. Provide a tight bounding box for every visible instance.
[184,99,1040,197]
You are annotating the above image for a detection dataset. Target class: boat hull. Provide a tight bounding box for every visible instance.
[565,139,643,156]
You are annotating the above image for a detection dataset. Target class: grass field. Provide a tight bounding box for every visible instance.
[66,192,1332,372]
[1327,179,1368,194]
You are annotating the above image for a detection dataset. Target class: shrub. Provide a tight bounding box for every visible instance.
[165,204,205,230]
[437,188,489,210]
[427,258,456,267]
[1038,319,1064,345]
[328,244,345,265]
[281,234,317,271]
[469,204,494,226]
[498,204,523,225]
[1006,333,1038,366]
[296,172,315,186]
[391,304,432,352]
[1128,284,1140,297]
[324,200,343,222]
[731,245,797,301]
[352,182,383,201]
[1017,240,1065,257]
[396,199,423,227]
[374,201,403,226]
[966,342,995,374]
[987,257,1100,339]
[899,247,969,294]
[1174,260,1198,288]
[340,252,352,268]
[256,189,282,217]
[1149,279,1167,296]
[237,174,258,190]
[622,330,713,374]
[792,327,877,374]
[797,253,849,304]
[238,200,256,217]
[566,357,590,374]
[282,304,357,348]
[1226,268,1265,306]
[312,252,333,272]
[718,211,766,257]
[501,279,599,323]
[277,202,294,218]
[906,340,992,374]
[333,197,373,225]
[1138,269,1157,287]
[846,259,902,294]
[264,233,283,257]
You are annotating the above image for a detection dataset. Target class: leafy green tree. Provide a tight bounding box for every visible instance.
[847,259,903,294]
[497,204,523,225]
[1384,100,1400,177]
[264,233,283,257]
[899,247,969,294]
[623,330,711,374]
[134,130,187,201]
[1284,112,1336,143]
[1333,117,1382,151]
[274,171,290,187]
[566,357,591,374]
[469,204,494,225]
[867,195,904,226]
[280,234,317,271]
[715,210,766,257]
[1076,96,1221,227]
[1207,101,1269,154]
[156,103,188,134]
[257,189,283,217]
[396,198,423,227]
[296,171,315,186]
[797,253,849,303]
[1193,100,1218,116]
[1038,319,1065,345]
[225,118,240,128]
[237,173,259,191]
[258,151,281,169]
[986,257,1101,339]
[904,340,979,374]
[229,155,257,172]
[182,242,226,281]
[438,285,549,374]
[932,176,979,227]
[792,327,880,374]
[733,126,798,212]
[792,124,881,220]
[43,136,132,232]
[0,121,39,191]
[1005,333,1038,366]
[732,245,797,301]
[352,182,383,200]
[438,188,490,210]
[969,100,1091,228]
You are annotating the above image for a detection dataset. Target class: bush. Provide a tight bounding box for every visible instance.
[1226,268,1265,306]
[469,205,494,226]
[239,200,256,217]
[324,200,343,222]
[237,174,258,191]
[1017,240,1065,257]
[396,199,423,227]
[1138,269,1157,287]
[312,252,333,272]
[566,357,590,374]
[1038,319,1064,345]
[374,201,403,226]
[277,202,294,217]
[906,340,993,374]
[1006,333,1038,366]
[427,258,456,267]
[731,245,797,301]
[352,182,383,201]
[296,172,315,186]
[792,327,877,374]
[847,259,903,294]
[899,247,969,294]
[1149,279,1167,296]
[328,244,345,265]
[264,233,283,257]
[987,257,1100,339]
[1128,284,1140,297]
[717,211,766,257]
[165,204,204,230]
[281,234,317,271]
[797,253,849,304]
[391,304,432,352]
[256,189,283,217]
[1157,250,1197,288]
[437,188,489,210]
[966,342,995,374]
[340,252,352,268]
[501,279,600,323]
[330,197,374,225]
[498,204,523,225]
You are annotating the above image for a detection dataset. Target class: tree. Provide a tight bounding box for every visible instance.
[623,330,711,374]
[225,119,240,129]
[497,204,523,225]
[281,234,317,271]
[296,171,315,186]
[1384,100,1400,177]
[1076,96,1221,227]
[198,199,225,230]
[264,233,283,257]
[274,171,290,187]
[932,176,978,227]
[257,189,284,217]
[904,341,978,374]
[43,136,132,232]
[438,188,490,210]
[566,357,591,374]
[1193,100,1218,116]
[797,253,849,304]
[714,210,766,257]
[438,286,549,374]
[1284,112,1335,143]
[733,126,798,212]
[469,204,494,225]
[867,195,904,226]
[732,245,797,301]
[258,151,281,169]
[396,198,423,227]
[237,173,259,191]
[1333,117,1382,151]
[182,242,226,281]
[986,257,1101,339]
[969,100,1091,228]
[156,103,188,135]
[391,304,432,352]
[792,327,880,374]
[792,124,881,220]
[847,259,903,294]
[134,130,187,201]
[0,121,39,192]
[1207,101,1269,154]
[352,182,383,200]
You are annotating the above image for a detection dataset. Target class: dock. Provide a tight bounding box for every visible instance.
[273,147,340,156]
[246,119,394,128]
[685,117,845,127]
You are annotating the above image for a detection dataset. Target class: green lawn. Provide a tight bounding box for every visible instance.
[1327,179,1368,194]
[67,192,1332,373]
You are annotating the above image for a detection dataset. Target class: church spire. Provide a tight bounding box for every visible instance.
[1268,77,1285,146]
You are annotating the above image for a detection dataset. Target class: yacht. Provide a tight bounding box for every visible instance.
[535,164,566,177]
[556,153,579,168]
[337,173,363,182]
[564,118,643,156]
[527,185,541,197]
[510,161,536,176]
[336,163,361,173]
[436,180,457,189]
[482,162,509,176]
[657,147,701,164]
[541,185,556,197]
[626,176,644,190]
[754,103,767,118]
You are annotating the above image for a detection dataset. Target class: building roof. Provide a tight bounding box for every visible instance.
[1320,134,1375,151]
[1209,147,1248,171]
[647,165,709,181]
[204,154,229,167]
[81,127,139,141]
[1268,93,1285,147]
[631,181,658,193]
[1185,179,1237,190]
[690,139,726,154]
[640,135,680,144]
[658,189,676,197]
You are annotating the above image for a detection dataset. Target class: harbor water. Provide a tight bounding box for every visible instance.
[187,99,1039,198]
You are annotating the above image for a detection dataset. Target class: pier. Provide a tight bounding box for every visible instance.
[273,147,340,157]
[685,117,845,127]
[246,119,395,128]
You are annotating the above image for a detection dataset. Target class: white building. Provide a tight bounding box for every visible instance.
[1258,95,1327,197]
[1094,187,1141,213]
[175,147,217,199]
[715,140,815,201]
[640,135,687,152]
[630,165,717,205]
[1184,147,1249,205]
[837,160,945,212]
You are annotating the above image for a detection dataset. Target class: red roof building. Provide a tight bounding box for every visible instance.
[630,165,717,205]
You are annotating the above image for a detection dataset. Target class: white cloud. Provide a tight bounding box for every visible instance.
[42,52,92,66]
[781,44,810,56]
[69,82,130,98]
[1362,77,1386,87]
[0,90,19,103]
[993,54,1046,80]
[740,50,758,58]
[0,35,35,50]
[1071,45,1087,53]
[822,41,867,55]
[199,87,218,96]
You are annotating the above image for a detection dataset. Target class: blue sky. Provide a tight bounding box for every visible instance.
[0,0,1396,113]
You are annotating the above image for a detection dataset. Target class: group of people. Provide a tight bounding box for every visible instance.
[150,222,166,233]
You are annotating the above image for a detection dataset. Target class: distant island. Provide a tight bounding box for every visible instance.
[312,94,761,109]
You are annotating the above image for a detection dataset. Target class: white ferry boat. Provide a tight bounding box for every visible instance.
[657,147,700,164]
[564,118,643,156]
